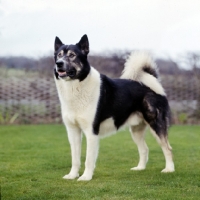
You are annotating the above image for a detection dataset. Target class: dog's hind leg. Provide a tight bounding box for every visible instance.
[142,94,174,172]
[78,130,99,181]
[150,128,175,172]
[130,121,149,170]
[63,123,82,180]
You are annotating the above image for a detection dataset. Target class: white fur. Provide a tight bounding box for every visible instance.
[150,128,175,172]
[121,51,166,96]
[130,122,149,170]
[55,67,101,129]
[126,113,143,126]
[55,67,101,181]
[99,113,143,138]
[98,118,117,138]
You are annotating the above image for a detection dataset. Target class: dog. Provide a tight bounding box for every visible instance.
[53,35,175,181]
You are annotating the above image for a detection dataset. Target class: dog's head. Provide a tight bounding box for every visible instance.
[54,35,90,81]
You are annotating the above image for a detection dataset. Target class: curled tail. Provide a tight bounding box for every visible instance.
[121,51,166,96]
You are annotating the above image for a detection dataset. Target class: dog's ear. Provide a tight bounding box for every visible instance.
[54,36,63,52]
[77,34,89,55]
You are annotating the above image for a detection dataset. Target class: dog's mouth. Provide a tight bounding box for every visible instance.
[57,70,76,78]
[57,71,67,77]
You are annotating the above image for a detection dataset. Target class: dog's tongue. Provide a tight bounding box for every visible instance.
[58,71,66,76]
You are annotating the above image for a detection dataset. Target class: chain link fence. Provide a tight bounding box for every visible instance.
[0,76,60,124]
[0,73,200,124]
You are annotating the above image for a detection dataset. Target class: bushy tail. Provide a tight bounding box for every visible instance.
[121,51,166,96]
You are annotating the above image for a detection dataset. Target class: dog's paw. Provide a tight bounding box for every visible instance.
[63,173,79,180]
[130,166,145,171]
[77,174,92,181]
[161,168,175,173]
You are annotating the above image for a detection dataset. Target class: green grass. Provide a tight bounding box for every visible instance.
[1,125,200,199]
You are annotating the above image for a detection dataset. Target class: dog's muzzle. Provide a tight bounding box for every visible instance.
[56,60,76,78]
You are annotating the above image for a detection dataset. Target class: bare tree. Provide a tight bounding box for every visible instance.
[179,52,200,118]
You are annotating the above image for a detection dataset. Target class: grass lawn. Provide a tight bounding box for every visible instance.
[1,125,200,200]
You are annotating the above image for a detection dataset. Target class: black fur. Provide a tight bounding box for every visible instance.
[143,66,158,78]
[93,75,170,137]
[76,34,89,55]
[54,36,63,52]
[54,68,59,80]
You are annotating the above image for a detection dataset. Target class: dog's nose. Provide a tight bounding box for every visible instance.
[56,60,64,69]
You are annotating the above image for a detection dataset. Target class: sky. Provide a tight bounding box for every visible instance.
[0,0,200,59]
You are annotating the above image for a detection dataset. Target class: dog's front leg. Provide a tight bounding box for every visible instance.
[78,132,99,181]
[63,124,82,180]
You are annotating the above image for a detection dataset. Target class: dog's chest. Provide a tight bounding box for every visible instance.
[56,78,100,127]
[60,85,91,111]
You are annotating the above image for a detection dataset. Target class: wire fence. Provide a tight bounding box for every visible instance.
[0,74,200,124]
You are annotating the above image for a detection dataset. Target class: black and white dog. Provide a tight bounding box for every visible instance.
[54,35,175,181]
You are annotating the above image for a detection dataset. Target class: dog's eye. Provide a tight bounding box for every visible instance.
[58,53,62,58]
[69,53,75,58]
